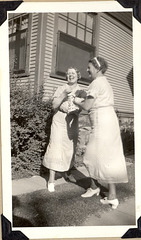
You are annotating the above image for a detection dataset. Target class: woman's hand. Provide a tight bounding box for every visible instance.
[73,97,84,105]
[61,89,71,100]
[73,95,94,111]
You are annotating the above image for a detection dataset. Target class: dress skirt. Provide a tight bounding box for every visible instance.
[83,106,128,183]
[43,110,78,172]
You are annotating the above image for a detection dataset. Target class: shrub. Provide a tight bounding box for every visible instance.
[116,111,134,156]
[120,121,134,156]
[10,83,53,179]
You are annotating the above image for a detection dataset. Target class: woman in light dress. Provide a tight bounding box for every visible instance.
[43,67,81,192]
[74,57,128,209]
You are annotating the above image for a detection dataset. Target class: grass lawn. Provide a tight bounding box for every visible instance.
[12,162,135,227]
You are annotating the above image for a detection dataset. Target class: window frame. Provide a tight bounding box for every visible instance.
[50,13,96,85]
[9,13,31,77]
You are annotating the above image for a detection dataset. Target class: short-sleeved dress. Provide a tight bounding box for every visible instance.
[42,84,80,172]
[83,76,128,183]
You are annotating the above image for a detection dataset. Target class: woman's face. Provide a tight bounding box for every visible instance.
[87,62,97,80]
[67,68,78,85]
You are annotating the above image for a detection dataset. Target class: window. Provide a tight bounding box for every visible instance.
[52,13,96,84]
[9,14,30,75]
[58,13,95,44]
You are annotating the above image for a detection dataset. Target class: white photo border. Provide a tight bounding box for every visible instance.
[1,1,141,239]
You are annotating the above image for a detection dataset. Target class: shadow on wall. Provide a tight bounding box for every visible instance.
[127,67,134,96]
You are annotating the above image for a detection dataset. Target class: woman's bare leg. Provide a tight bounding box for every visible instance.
[49,169,55,183]
[90,178,99,189]
[48,169,55,192]
[108,183,117,200]
[100,183,119,208]
[81,178,100,198]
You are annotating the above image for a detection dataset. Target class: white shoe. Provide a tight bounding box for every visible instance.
[48,182,55,192]
[100,197,119,209]
[81,188,100,198]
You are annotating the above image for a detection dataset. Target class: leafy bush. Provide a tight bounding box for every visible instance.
[116,111,134,156]
[10,83,53,179]
[120,121,134,156]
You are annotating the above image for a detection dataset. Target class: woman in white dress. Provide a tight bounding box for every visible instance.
[74,57,128,209]
[43,67,81,192]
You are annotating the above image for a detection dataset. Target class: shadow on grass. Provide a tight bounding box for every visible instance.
[39,165,108,199]
[12,163,135,227]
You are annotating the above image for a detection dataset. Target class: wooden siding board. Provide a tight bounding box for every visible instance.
[44,67,52,71]
[28,13,39,92]
[99,40,132,56]
[31,22,38,27]
[45,45,53,50]
[99,41,132,54]
[43,13,55,98]
[31,24,38,28]
[98,15,133,114]
[30,38,38,42]
[108,12,132,30]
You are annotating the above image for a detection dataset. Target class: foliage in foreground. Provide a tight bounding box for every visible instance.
[10,85,53,178]
[11,84,134,179]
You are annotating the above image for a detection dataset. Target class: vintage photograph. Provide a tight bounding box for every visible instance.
[2,1,140,239]
[9,9,135,227]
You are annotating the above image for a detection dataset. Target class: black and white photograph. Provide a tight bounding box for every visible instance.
[1,1,141,239]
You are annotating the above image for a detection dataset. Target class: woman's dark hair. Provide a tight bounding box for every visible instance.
[89,57,108,74]
[66,67,81,80]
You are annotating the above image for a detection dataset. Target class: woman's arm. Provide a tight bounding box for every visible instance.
[73,96,94,111]
[52,86,72,110]
[52,92,67,110]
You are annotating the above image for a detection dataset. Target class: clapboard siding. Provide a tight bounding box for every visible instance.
[43,13,56,99]
[43,77,65,99]
[98,14,133,114]
[28,13,39,92]
[108,12,132,30]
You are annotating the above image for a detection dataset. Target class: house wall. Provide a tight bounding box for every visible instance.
[98,13,133,117]
[10,12,133,118]
[41,13,70,99]
[11,13,39,94]
[43,13,65,99]
[28,13,39,94]
[42,12,133,119]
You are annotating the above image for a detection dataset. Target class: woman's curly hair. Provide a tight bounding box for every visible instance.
[66,67,81,80]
